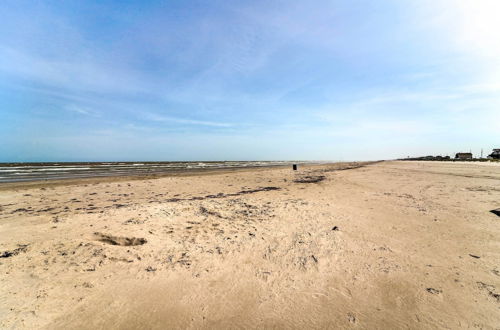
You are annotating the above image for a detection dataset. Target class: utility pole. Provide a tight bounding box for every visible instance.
[481,149,483,158]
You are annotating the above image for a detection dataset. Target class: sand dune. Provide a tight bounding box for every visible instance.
[0,161,499,329]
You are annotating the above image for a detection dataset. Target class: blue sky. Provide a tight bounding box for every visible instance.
[1,0,499,161]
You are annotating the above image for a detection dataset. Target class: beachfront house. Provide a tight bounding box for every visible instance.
[488,149,500,159]
[455,152,473,160]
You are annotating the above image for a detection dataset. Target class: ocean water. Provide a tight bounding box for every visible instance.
[0,161,307,183]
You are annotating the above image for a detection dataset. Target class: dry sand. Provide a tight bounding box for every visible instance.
[0,161,499,329]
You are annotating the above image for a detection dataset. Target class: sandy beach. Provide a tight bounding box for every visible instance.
[0,161,499,329]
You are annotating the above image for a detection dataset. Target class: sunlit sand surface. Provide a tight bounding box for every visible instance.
[0,161,499,329]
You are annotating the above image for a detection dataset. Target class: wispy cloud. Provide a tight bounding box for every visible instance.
[65,104,100,117]
[143,112,233,128]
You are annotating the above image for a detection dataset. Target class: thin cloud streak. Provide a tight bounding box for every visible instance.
[143,113,233,128]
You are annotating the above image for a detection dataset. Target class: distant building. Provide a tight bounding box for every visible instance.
[488,149,500,159]
[455,152,473,160]
[403,155,450,161]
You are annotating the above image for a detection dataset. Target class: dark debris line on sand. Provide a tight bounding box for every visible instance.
[294,175,326,184]
[0,245,29,258]
[292,162,378,184]
[477,282,500,302]
[164,186,281,203]
[319,161,381,173]
[94,232,147,246]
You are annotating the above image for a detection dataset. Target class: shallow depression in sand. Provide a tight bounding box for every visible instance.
[94,232,147,246]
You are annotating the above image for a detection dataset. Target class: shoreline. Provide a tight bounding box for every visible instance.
[0,161,372,191]
[0,161,321,185]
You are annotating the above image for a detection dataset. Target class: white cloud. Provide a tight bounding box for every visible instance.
[143,112,233,128]
[65,104,99,117]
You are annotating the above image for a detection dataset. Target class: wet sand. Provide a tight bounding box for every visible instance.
[0,161,499,329]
